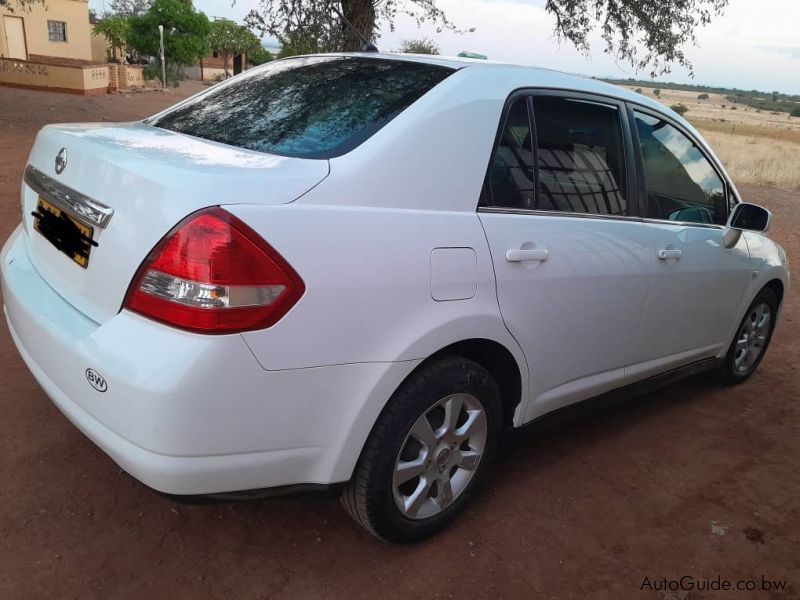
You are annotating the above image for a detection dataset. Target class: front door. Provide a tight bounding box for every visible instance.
[479,93,650,422]
[3,16,27,60]
[628,109,751,375]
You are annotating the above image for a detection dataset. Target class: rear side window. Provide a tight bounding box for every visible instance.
[483,95,627,216]
[485,98,535,209]
[149,56,454,159]
[634,112,727,225]
[533,97,626,215]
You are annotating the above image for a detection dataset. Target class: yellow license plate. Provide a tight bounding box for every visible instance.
[33,197,94,268]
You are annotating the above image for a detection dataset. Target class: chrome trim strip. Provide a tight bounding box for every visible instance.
[640,217,724,230]
[24,165,113,229]
[477,206,642,223]
[477,207,726,230]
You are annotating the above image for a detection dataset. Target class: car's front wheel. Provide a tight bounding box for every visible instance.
[341,355,501,542]
[721,287,779,383]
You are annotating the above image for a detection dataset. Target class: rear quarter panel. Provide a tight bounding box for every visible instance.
[226,203,524,371]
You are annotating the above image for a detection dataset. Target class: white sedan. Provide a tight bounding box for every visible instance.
[1,54,789,542]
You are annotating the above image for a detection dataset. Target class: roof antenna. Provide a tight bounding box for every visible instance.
[332,5,379,53]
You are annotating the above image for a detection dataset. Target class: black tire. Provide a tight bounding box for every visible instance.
[341,354,502,543]
[720,287,779,384]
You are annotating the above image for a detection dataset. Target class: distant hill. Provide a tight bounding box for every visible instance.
[601,77,800,115]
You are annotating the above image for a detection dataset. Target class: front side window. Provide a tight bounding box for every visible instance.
[482,95,627,216]
[634,112,726,225]
[149,56,454,159]
[48,20,67,43]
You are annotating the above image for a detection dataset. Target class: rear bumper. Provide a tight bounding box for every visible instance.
[1,226,417,495]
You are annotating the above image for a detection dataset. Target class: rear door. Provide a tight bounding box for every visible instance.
[478,91,652,422]
[626,108,751,375]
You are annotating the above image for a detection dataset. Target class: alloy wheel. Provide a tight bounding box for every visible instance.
[734,302,771,374]
[392,393,488,520]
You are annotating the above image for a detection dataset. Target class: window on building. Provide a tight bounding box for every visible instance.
[48,20,67,43]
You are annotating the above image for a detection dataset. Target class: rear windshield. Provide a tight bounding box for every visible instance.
[148,56,455,159]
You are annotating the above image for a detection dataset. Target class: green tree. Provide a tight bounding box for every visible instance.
[790,107,800,118]
[246,0,730,75]
[248,44,273,66]
[128,0,210,86]
[653,88,661,97]
[398,37,440,55]
[94,15,132,62]
[208,19,261,77]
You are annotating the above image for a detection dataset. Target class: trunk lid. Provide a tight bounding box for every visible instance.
[21,122,329,324]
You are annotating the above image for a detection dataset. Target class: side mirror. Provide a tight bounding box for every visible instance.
[723,203,772,249]
[729,203,772,233]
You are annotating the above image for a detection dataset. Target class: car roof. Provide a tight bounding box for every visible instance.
[317,52,668,114]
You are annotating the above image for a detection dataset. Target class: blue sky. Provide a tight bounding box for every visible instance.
[89,0,800,94]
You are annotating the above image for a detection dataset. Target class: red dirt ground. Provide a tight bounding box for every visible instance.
[0,84,798,599]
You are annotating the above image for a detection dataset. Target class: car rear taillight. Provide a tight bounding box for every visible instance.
[123,207,304,334]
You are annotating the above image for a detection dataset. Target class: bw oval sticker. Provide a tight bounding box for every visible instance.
[85,368,108,393]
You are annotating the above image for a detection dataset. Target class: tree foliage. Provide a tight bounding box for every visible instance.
[128,0,210,84]
[247,0,729,75]
[245,0,466,53]
[94,15,132,61]
[248,44,273,66]
[545,0,729,76]
[398,37,440,55]
[208,19,262,76]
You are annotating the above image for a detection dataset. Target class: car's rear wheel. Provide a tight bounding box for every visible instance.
[341,355,501,542]
[721,287,778,383]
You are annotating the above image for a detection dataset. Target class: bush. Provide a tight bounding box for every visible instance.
[670,103,689,116]
[791,107,800,117]
[398,38,441,55]
[697,93,709,100]
[143,60,186,87]
[653,88,661,97]
[635,87,642,94]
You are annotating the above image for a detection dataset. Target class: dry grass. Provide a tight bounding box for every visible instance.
[698,127,800,190]
[625,86,800,133]
[692,119,800,145]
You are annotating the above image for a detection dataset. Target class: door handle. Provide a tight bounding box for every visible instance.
[658,249,682,260]
[506,248,549,263]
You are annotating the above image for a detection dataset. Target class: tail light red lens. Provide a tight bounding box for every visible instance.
[123,207,304,334]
